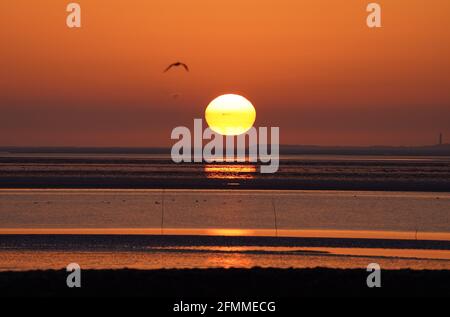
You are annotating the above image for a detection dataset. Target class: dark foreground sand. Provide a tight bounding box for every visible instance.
[1,268,449,297]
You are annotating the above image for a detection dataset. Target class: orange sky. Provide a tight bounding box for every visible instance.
[1,0,449,146]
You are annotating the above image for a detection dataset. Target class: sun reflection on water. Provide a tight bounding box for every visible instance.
[204,164,256,179]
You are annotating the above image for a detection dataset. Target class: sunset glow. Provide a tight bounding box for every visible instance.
[1,0,449,300]
[2,0,449,146]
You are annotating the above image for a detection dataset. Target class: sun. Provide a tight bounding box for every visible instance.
[205,94,256,136]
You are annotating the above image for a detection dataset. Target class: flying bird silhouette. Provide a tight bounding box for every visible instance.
[164,62,189,73]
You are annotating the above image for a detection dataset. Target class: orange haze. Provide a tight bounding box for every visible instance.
[1,0,449,146]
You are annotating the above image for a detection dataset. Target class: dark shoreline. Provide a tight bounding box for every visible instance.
[2,152,449,191]
[2,144,450,156]
[2,234,450,251]
[2,176,450,192]
[1,268,449,297]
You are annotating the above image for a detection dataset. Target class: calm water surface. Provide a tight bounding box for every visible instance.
[0,189,449,271]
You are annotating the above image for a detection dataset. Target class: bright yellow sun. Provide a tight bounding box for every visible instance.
[205,94,256,136]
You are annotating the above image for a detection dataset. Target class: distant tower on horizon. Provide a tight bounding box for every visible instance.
[439,132,443,145]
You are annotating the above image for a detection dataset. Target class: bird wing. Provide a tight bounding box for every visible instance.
[163,64,176,72]
[164,62,189,72]
[181,63,189,72]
